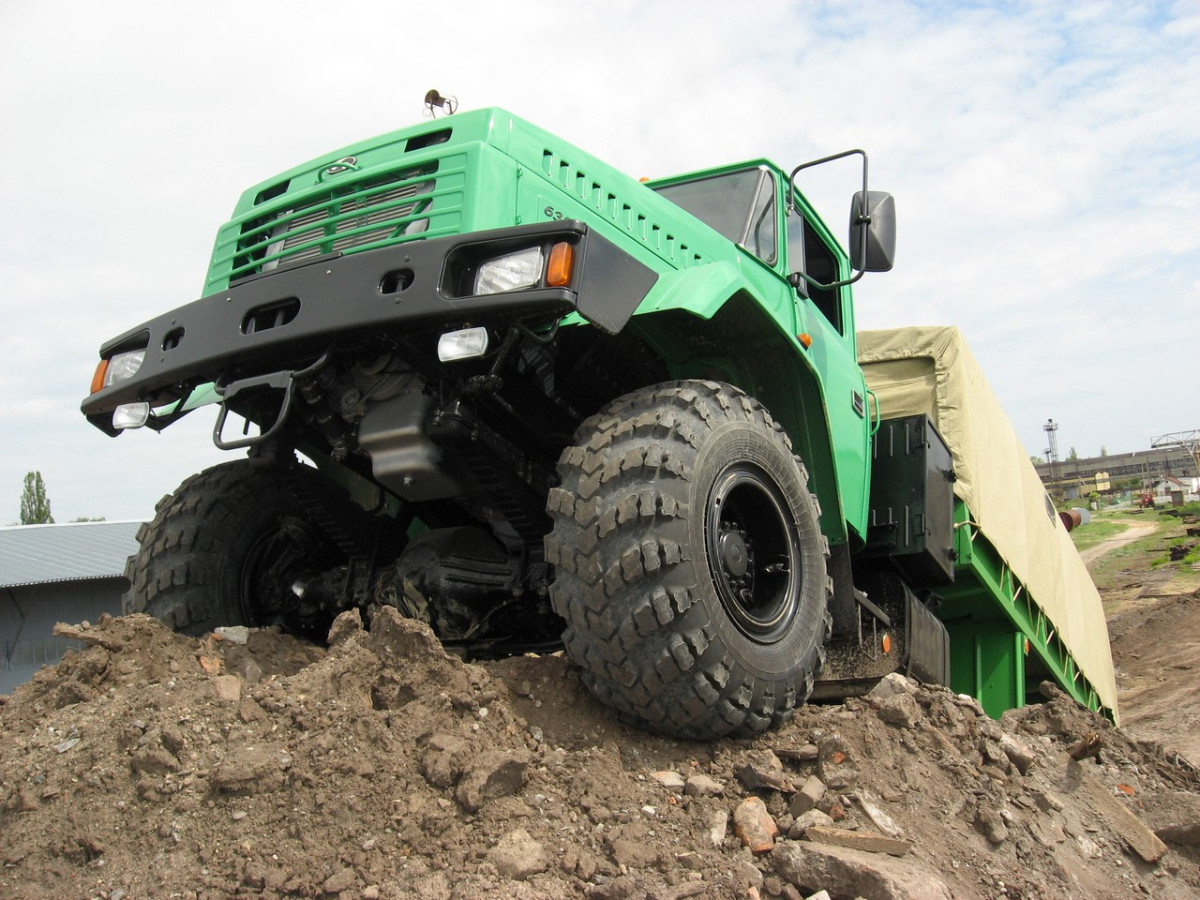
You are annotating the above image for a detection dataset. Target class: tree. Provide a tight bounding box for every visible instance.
[19,471,54,525]
[1068,447,1079,460]
[1100,445,1108,457]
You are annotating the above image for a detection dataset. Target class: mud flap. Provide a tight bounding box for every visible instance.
[905,585,950,687]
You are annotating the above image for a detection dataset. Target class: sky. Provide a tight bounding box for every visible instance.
[1,0,1198,524]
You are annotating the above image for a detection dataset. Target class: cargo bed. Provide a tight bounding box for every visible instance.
[858,326,1118,722]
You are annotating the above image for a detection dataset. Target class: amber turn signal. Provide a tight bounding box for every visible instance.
[546,242,574,287]
[90,359,110,395]
[798,333,813,349]
[881,632,892,655]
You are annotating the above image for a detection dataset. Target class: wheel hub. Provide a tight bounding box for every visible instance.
[706,463,803,643]
[717,528,750,578]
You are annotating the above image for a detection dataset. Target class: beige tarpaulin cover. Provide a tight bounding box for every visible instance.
[857,326,1118,719]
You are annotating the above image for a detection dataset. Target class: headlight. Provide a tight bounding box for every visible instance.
[105,349,146,386]
[474,247,544,295]
[91,348,146,394]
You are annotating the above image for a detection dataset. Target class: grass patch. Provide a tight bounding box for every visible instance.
[1070,517,1131,552]
[1087,511,1200,592]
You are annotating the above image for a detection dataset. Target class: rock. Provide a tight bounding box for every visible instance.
[130,746,180,777]
[868,672,915,701]
[326,609,363,647]
[610,835,661,869]
[52,622,124,651]
[979,738,1011,771]
[1058,759,1168,863]
[237,698,269,723]
[876,693,922,728]
[212,674,242,703]
[364,606,448,662]
[999,733,1036,774]
[159,724,186,758]
[488,828,549,879]
[853,789,904,839]
[455,749,530,812]
[1030,788,1064,812]
[788,776,827,817]
[1067,732,1103,761]
[210,745,292,795]
[733,856,764,889]
[816,736,858,790]
[954,694,986,717]
[708,810,729,848]
[651,770,686,791]
[774,841,950,900]
[321,866,357,894]
[684,774,725,797]
[804,825,914,857]
[420,732,471,789]
[974,808,1009,845]
[734,797,779,854]
[214,625,251,645]
[737,750,795,793]
[774,744,820,764]
[787,809,834,839]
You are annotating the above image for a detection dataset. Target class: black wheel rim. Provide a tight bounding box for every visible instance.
[705,463,802,643]
[239,517,322,628]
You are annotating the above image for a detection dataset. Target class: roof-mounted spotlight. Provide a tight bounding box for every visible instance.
[424,89,458,118]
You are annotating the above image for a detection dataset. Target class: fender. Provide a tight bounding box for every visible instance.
[627,266,849,546]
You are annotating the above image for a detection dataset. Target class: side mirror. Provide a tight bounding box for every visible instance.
[850,191,896,272]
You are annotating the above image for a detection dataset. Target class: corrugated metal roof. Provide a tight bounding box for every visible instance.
[0,521,143,588]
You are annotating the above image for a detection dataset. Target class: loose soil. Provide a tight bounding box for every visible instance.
[2,533,1199,899]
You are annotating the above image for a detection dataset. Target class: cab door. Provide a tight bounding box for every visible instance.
[786,209,871,541]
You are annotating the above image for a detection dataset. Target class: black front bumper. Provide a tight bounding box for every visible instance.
[82,220,658,434]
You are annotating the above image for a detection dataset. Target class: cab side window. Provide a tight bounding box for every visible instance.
[787,211,843,335]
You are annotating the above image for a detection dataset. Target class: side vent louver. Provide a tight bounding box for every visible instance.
[541,149,701,268]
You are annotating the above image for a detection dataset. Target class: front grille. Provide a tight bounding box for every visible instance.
[229,162,452,283]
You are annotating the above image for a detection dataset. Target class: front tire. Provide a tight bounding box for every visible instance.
[125,459,379,638]
[545,381,831,739]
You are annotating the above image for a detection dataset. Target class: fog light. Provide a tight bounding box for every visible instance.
[474,247,543,295]
[113,402,150,430]
[438,327,489,362]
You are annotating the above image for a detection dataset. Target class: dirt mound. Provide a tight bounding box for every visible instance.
[2,610,1199,900]
[1107,589,1200,767]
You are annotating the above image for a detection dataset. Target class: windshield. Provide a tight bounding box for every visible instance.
[653,167,777,265]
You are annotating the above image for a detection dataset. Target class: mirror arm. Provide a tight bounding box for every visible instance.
[788,149,873,291]
[789,267,866,292]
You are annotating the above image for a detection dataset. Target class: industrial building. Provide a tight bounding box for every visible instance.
[0,521,140,693]
[1034,445,1198,500]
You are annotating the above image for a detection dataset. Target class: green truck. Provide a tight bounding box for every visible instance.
[82,107,1117,739]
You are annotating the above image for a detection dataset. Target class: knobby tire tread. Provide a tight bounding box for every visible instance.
[545,380,832,740]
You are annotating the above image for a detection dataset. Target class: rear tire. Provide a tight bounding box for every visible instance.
[545,380,832,739]
[125,459,378,638]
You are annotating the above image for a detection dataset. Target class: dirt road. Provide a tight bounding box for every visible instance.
[1074,513,1200,767]
[1078,520,1159,565]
